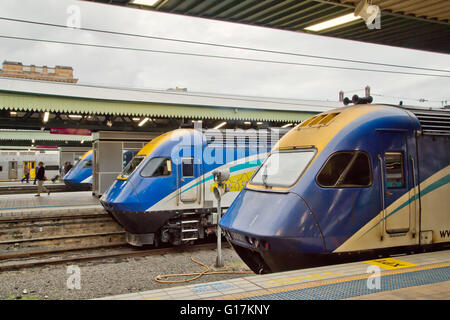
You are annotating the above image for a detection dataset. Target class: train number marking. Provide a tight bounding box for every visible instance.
[440,230,450,238]
[363,258,418,270]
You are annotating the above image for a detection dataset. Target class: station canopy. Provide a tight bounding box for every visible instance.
[88,0,450,54]
[0,77,341,131]
[0,129,93,148]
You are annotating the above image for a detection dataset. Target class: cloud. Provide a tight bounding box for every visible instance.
[0,0,448,107]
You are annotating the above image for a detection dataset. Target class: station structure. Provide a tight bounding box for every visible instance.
[0,76,341,194]
[0,0,448,302]
[88,0,450,54]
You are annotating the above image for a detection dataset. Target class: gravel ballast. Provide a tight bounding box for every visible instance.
[0,247,252,300]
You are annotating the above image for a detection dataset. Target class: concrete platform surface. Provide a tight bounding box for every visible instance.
[96,250,450,300]
[0,191,103,219]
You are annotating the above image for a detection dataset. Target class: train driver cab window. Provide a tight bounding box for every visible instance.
[317,151,372,188]
[121,156,145,177]
[79,159,92,169]
[140,157,172,178]
[385,152,404,188]
[251,150,316,188]
[182,158,194,177]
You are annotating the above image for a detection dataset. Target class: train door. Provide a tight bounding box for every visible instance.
[379,131,412,234]
[179,157,198,202]
[176,143,202,203]
[23,161,36,178]
[8,161,18,179]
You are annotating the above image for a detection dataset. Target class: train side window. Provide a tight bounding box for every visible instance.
[385,152,404,188]
[317,151,372,188]
[182,158,194,177]
[140,157,172,177]
[0,166,2,172]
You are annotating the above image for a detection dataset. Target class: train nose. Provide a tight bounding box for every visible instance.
[220,190,320,239]
[219,190,326,273]
[101,179,144,213]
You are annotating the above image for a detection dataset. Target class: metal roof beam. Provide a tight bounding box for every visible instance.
[236,0,303,23]
[224,0,282,21]
[209,0,256,18]
[213,0,262,19]
[320,15,399,36]
[262,2,328,26]
[288,8,353,29]
[307,0,450,24]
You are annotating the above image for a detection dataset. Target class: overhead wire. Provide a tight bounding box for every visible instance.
[1,34,449,78]
[372,93,448,104]
[0,16,449,75]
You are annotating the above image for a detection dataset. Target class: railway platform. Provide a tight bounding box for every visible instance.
[0,180,86,195]
[0,191,103,219]
[98,249,450,300]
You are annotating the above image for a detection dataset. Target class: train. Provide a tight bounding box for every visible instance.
[0,149,59,181]
[100,128,286,246]
[219,103,450,273]
[62,149,93,188]
[62,149,137,189]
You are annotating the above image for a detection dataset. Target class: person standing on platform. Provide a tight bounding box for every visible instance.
[21,165,30,183]
[35,161,50,197]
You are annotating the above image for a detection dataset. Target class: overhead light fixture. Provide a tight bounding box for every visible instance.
[304,13,361,32]
[10,111,17,116]
[80,139,84,144]
[256,122,263,125]
[69,114,82,119]
[243,121,251,125]
[43,111,49,123]
[131,0,160,6]
[214,121,227,129]
[132,117,141,121]
[138,117,150,127]
[281,123,293,128]
[32,139,35,143]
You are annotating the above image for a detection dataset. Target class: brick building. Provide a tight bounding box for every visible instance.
[0,61,78,83]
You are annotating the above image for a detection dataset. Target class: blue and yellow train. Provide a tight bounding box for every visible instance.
[63,149,136,190]
[219,103,450,273]
[100,128,285,246]
[62,149,93,188]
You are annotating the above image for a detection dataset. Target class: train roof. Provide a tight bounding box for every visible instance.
[399,105,450,136]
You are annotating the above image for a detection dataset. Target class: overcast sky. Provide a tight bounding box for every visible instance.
[0,0,448,108]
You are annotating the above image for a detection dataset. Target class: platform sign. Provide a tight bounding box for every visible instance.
[50,128,92,136]
[363,258,418,270]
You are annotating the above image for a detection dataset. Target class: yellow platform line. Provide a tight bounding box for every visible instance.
[215,262,450,300]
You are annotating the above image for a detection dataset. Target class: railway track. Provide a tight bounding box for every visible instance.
[0,212,125,251]
[0,240,225,271]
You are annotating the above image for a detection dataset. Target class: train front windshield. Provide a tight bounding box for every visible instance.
[120,156,145,177]
[251,150,315,188]
[79,159,92,169]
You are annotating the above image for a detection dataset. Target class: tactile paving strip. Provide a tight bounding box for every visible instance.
[241,265,450,300]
